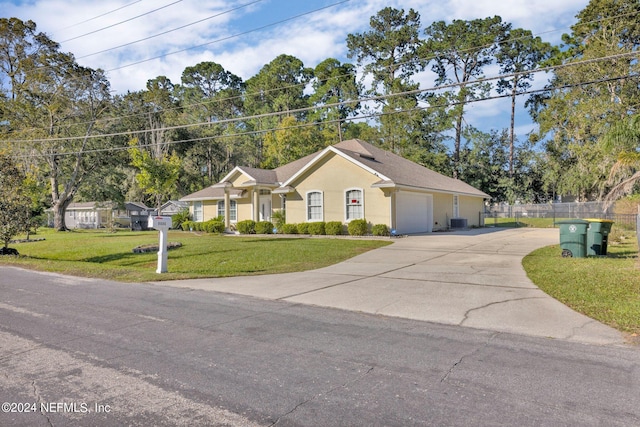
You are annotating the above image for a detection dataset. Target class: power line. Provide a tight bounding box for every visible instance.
[3,4,638,141]
[77,0,265,60]
[54,0,143,32]
[6,51,638,150]
[103,0,353,73]
[59,1,184,43]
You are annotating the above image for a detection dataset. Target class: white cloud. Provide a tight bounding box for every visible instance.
[1,0,590,134]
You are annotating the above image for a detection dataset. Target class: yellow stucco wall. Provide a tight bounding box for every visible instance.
[285,153,390,225]
[458,194,485,227]
[186,156,486,231]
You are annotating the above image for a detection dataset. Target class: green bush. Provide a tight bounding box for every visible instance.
[181,220,194,231]
[325,221,343,235]
[172,209,191,230]
[271,210,286,231]
[203,219,225,234]
[297,222,310,234]
[307,222,326,235]
[281,223,298,234]
[348,219,369,236]
[255,221,274,234]
[372,224,390,236]
[237,220,256,234]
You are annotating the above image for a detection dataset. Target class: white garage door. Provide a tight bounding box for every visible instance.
[396,192,433,234]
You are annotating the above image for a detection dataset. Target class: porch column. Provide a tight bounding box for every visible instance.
[253,188,260,221]
[224,189,231,231]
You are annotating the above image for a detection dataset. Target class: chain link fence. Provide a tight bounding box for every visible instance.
[484,201,636,228]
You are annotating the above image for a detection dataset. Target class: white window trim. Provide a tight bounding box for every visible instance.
[453,194,460,218]
[344,187,364,222]
[217,200,237,222]
[193,201,203,222]
[306,190,324,222]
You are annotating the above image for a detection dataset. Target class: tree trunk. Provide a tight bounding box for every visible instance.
[52,197,72,231]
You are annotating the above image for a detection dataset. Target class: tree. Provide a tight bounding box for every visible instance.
[309,58,361,144]
[0,18,114,230]
[347,7,435,157]
[531,0,640,200]
[423,16,509,178]
[129,138,181,212]
[244,54,313,164]
[178,61,245,185]
[602,115,640,208]
[0,152,30,251]
[261,116,325,169]
[495,27,554,176]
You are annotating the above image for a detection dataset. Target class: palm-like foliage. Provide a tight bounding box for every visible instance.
[603,116,640,210]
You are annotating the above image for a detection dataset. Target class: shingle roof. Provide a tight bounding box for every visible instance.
[332,139,489,197]
[180,187,244,201]
[180,139,489,200]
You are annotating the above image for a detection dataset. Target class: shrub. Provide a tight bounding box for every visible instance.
[255,221,274,234]
[172,208,191,230]
[271,210,286,231]
[372,224,390,236]
[181,220,194,231]
[203,219,225,234]
[297,222,310,234]
[281,223,298,234]
[307,221,326,235]
[325,221,343,235]
[348,219,369,236]
[237,220,256,234]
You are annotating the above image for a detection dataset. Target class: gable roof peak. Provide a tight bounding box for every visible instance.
[333,139,376,159]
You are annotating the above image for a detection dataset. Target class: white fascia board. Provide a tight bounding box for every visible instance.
[281,146,391,188]
[218,166,255,185]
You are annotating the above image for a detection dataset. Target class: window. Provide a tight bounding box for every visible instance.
[193,201,203,222]
[306,191,323,221]
[453,195,459,218]
[345,188,363,221]
[217,200,237,222]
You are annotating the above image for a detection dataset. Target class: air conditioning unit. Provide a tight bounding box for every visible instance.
[450,218,467,229]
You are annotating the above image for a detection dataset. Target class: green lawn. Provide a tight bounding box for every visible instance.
[523,232,640,337]
[1,229,391,282]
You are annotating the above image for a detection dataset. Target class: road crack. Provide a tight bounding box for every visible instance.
[459,296,545,326]
[32,380,54,427]
[269,366,375,426]
[440,332,498,383]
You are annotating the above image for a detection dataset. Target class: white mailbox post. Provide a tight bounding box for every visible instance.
[148,215,172,273]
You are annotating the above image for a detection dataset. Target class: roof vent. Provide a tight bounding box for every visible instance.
[357,152,375,161]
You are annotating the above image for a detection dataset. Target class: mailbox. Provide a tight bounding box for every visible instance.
[148,215,172,230]
[148,215,172,273]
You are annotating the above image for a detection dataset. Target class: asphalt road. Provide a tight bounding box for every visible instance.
[0,266,639,426]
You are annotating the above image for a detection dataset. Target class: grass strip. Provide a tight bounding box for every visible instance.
[523,234,640,336]
[1,229,391,282]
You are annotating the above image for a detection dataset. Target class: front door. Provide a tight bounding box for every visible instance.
[259,195,272,221]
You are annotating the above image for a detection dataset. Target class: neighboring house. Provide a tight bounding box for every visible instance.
[62,202,113,229]
[160,200,189,216]
[120,201,154,231]
[180,139,490,234]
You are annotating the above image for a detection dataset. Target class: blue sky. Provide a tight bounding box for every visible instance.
[1,0,589,139]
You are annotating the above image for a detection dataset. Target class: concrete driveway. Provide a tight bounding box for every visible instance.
[152,228,624,345]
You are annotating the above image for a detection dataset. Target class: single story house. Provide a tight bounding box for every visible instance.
[160,200,189,216]
[180,139,490,234]
[58,202,114,229]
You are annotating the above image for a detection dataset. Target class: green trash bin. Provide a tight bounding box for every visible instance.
[585,219,614,256]
[557,219,589,258]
